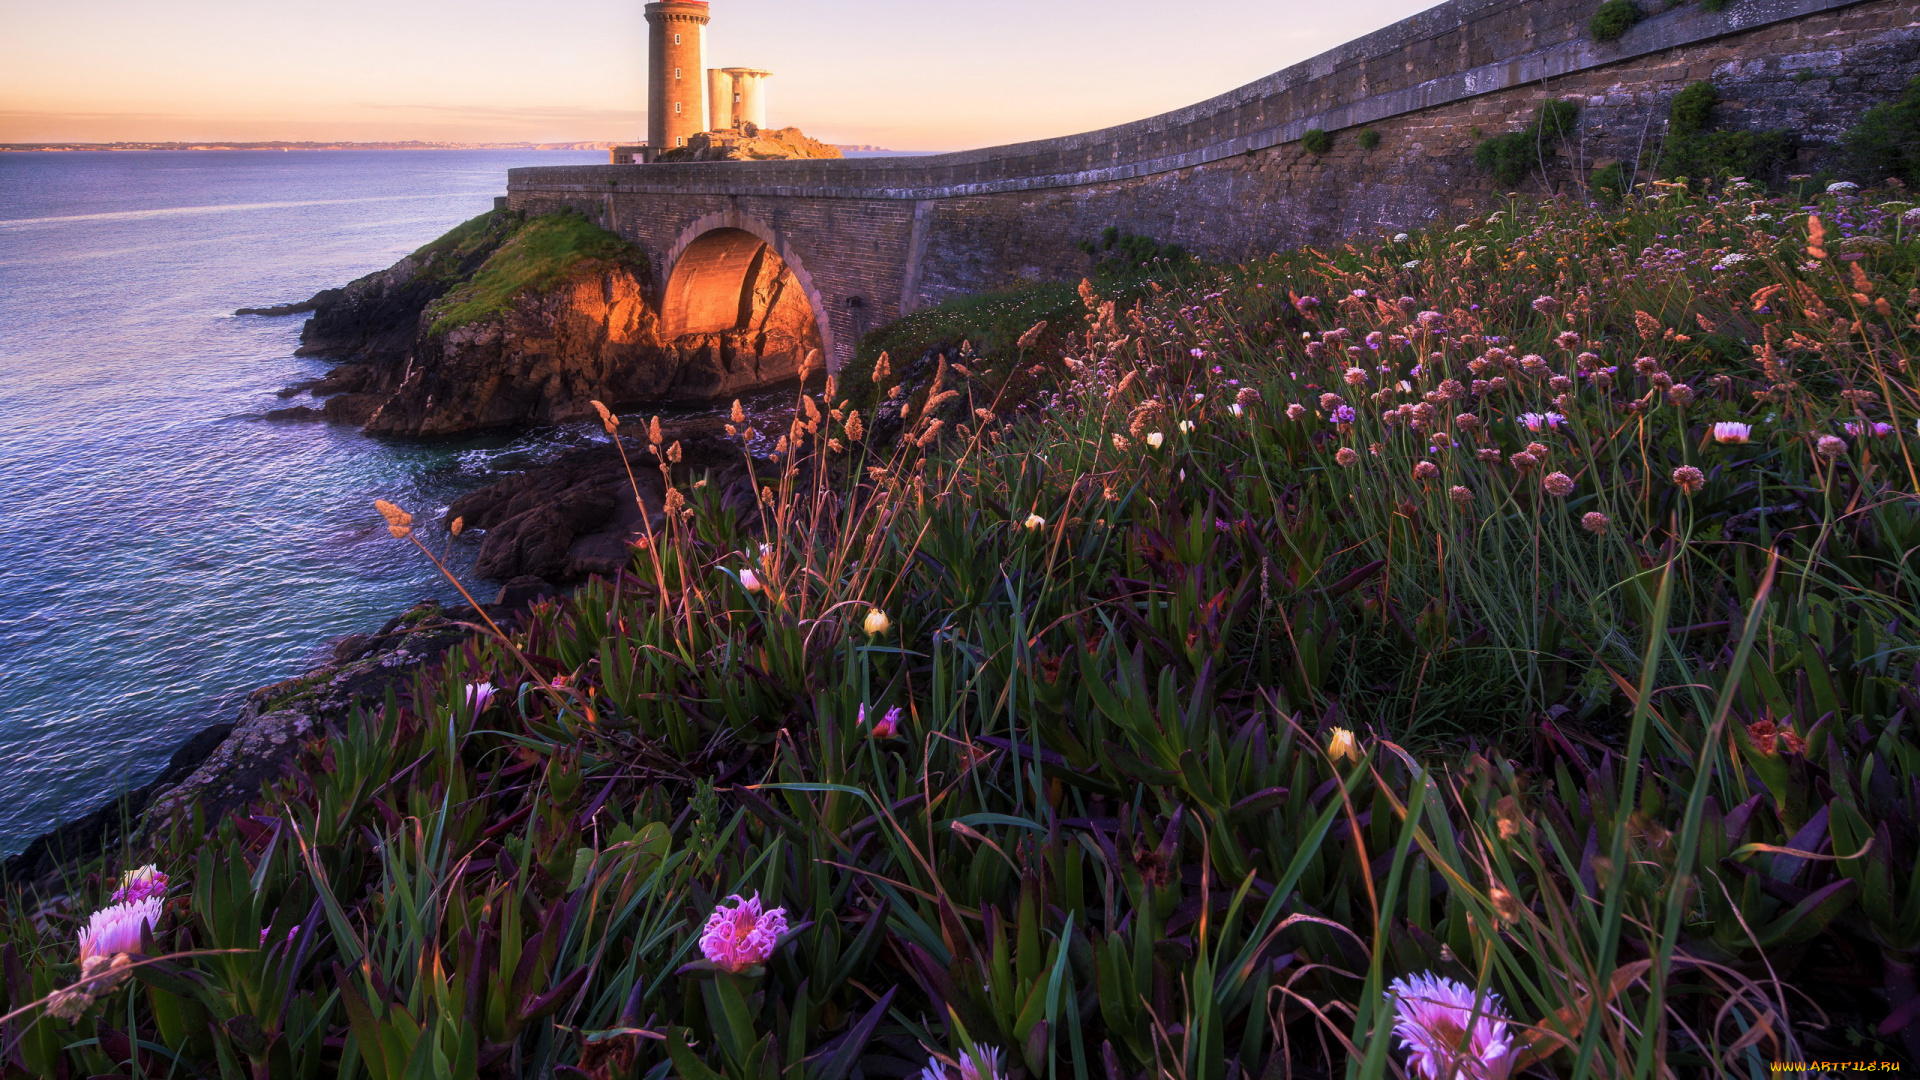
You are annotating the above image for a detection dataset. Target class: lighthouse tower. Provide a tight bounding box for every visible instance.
[645,1,710,153]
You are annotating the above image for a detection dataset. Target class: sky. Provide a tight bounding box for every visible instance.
[1,0,1441,152]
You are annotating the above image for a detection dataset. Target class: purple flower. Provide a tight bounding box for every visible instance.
[1386,974,1514,1080]
[112,865,168,905]
[861,703,903,738]
[79,898,162,964]
[920,1046,1005,1080]
[1330,405,1357,425]
[699,894,789,972]
[1519,412,1565,433]
[1712,422,1751,445]
[466,682,497,713]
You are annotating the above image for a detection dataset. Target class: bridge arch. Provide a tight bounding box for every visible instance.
[660,212,833,369]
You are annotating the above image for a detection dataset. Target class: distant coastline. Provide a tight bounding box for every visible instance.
[1,141,622,153]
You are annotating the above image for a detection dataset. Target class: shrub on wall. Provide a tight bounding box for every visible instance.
[1357,127,1382,151]
[1843,75,1920,186]
[1301,128,1334,154]
[1700,0,1729,11]
[1659,80,1798,185]
[1589,0,1645,41]
[1591,161,1632,202]
[1474,100,1581,188]
[1077,228,1189,273]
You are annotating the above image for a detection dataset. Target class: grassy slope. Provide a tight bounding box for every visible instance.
[6,181,1920,1078]
[424,211,650,335]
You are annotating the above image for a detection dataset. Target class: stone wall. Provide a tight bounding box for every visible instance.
[510,0,1920,366]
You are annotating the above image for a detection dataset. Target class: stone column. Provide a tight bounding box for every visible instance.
[708,69,736,130]
[723,68,772,130]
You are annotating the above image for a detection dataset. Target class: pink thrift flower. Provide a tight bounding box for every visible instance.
[699,893,789,972]
[112,865,168,905]
[920,1046,1005,1080]
[79,897,162,964]
[1711,422,1751,444]
[1386,973,1515,1080]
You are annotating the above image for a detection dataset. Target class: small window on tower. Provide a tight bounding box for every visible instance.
[675,103,683,115]
[675,68,682,79]
[673,33,681,44]
[734,93,741,105]
[677,137,686,146]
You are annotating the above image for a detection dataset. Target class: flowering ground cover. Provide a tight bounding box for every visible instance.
[4,176,1920,1078]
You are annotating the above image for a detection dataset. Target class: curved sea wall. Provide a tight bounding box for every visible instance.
[508,0,1920,365]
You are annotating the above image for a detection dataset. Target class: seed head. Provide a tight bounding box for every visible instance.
[374,499,414,539]
[1672,465,1706,494]
[846,410,865,442]
[1017,320,1049,348]
[648,416,663,448]
[591,400,620,434]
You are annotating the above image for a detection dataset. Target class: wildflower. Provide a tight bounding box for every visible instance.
[1519,412,1564,433]
[466,682,497,713]
[1146,432,1165,449]
[1554,331,1581,350]
[1712,422,1751,444]
[1402,260,1422,270]
[1177,420,1194,433]
[1509,451,1538,471]
[1336,447,1360,467]
[698,894,789,973]
[1112,433,1130,451]
[79,897,162,967]
[1345,367,1369,385]
[1667,384,1694,407]
[1455,413,1480,431]
[1386,974,1515,1080]
[1827,180,1860,193]
[113,865,168,905]
[1393,232,1411,243]
[1327,728,1360,762]
[1816,435,1848,458]
[864,608,893,636]
[1530,296,1562,316]
[1286,404,1307,422]
[259,925,299,945]
[1236,386,1263,406]
[1449,485,1473,505]
[1414,461,1440,480]
[1331,405,1358,425]
[1542,472,1575,497]
[1672,465,1707,493]
[1477,448,1502,463]
[1582,511,1609,536]
[1229,403,1245,417]
[919,1045,1005,1080]
[1747,719,1807,756]
[861,703,902,738]
[591,399,620,434]
[740,569,763,593]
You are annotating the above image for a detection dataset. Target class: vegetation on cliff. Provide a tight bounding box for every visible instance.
[8,176,1920,1077]
[426,211,650,336]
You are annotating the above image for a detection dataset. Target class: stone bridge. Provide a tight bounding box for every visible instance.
[509,0,1920,369]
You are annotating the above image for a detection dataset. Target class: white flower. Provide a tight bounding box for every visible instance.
[1742,213,1775,223]
[1177,420,1194,433]
[79,898,163,964]
[1229,403,1245,417]
[1393,232,1411,243]
[1023,514,1047,531]
[1403,260,1422,270]
[1828,181,1860,193]
[863,608,892,635]
[740,568,763,593]
[1146,432,1165,449]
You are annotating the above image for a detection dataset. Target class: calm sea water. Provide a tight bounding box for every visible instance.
[0,149,607,856]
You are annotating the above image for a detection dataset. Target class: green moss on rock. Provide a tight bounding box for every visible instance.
[425,212,650,335]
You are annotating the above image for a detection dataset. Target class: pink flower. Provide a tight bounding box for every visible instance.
[1386,973,1515,1080]
[1542,472,1575,498]
[466,682,497,713]
[1414,461,1440,480]
[699,893,789,972]
[1582,512,1610,536]
[920,1046,1005,1080]
[1816,435,1848,458]
[79,898,162,964]
[1335,447,1360,467]
[861,704,902,738]
[1672,465,1706,494]
[112,865,168,905]
[1711,422,1751,444]
[1519,412,1564,433]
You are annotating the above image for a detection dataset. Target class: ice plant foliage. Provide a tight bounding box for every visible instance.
[699,894,789,972]
[1386,974,1515,1080]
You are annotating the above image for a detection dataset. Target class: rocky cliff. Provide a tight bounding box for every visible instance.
[275,209,822,436]
[657,125,843,163]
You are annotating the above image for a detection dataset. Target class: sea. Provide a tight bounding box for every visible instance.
[0,149,610,857]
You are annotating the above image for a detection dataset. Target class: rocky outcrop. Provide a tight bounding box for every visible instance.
[659,125,844,163]
[277,210,822,437]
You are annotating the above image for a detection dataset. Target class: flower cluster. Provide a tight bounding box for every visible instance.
[698,894,790,973]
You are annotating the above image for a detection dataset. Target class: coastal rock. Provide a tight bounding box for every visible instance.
[290,210,821,438]
[658,125,844,163]
[142,710,314,827]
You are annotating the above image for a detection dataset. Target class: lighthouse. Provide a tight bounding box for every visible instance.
[645,1,710,152]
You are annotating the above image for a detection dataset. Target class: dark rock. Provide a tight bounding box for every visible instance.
[322,393,385,426]
[496,576,559,609]
[263,405,326,422]
[235,300,317,317]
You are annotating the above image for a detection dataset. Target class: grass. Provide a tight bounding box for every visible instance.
[5,176,1920,1078]
[426,211,650,335]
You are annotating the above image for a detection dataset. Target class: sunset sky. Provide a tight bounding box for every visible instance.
[3,0,1438,151]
